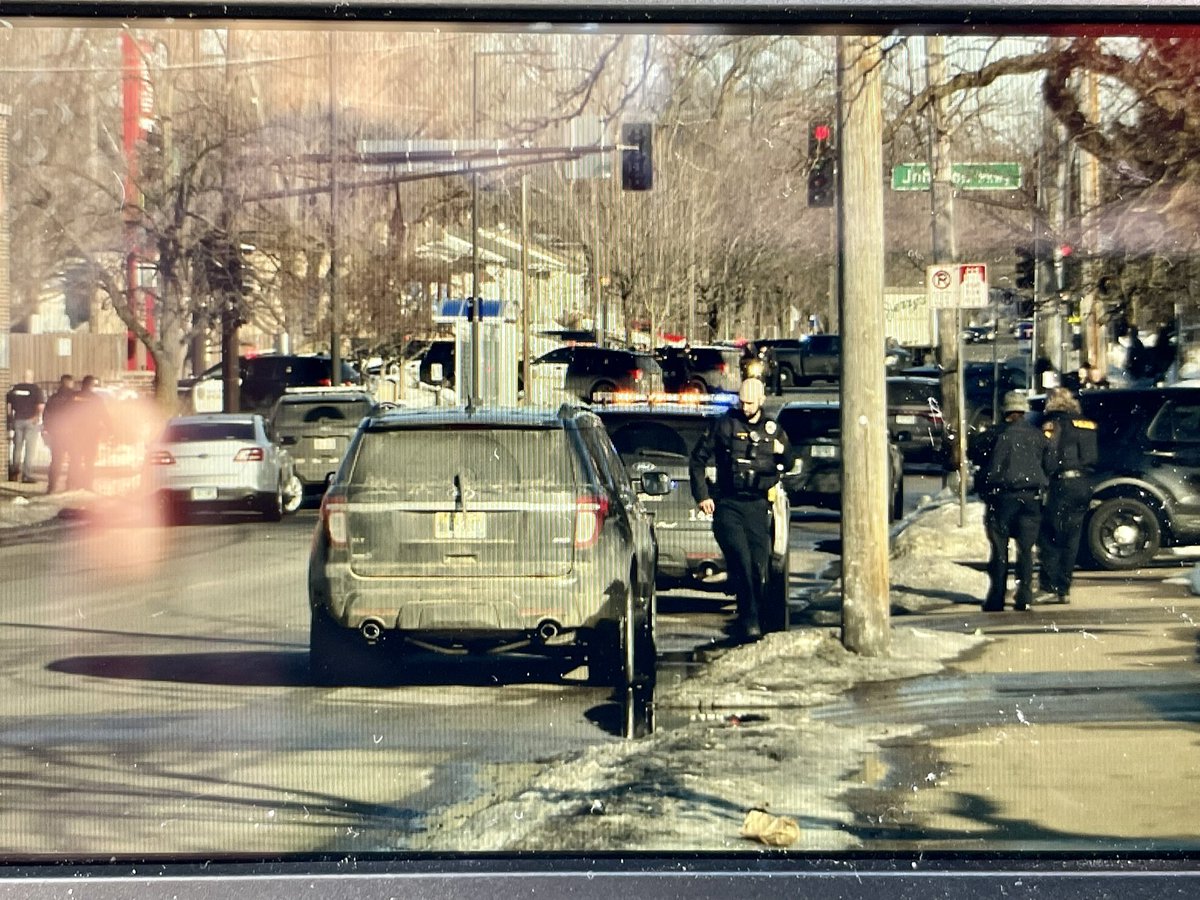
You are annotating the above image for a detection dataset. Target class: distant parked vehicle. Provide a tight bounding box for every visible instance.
[655,345,743,394]
[1011,319,1034,341]
[886,376,944,466]
[755,335,910,389]
[143,413,301,523]
[963,323,997,343]
[776,401,904,521]
[531,346,664,402]
[268,388,378,501]
[182,354,362,415]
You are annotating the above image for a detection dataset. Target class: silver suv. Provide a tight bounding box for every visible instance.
[307,405,667,687]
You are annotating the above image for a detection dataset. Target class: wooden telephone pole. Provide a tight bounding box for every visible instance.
[837,35,890,656]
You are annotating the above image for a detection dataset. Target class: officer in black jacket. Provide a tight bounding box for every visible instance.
[979,391,1057,612]
[689,378,793,641]
[1037,387,1099,603]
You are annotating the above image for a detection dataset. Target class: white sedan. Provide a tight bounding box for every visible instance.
[143,414,302,522]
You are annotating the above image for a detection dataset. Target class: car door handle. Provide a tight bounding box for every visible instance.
[1148,448,1178,460]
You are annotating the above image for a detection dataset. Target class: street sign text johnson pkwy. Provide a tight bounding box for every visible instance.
[892,162,1022,191]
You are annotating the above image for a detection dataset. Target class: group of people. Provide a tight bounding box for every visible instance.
[973,387,1099,611]
[5,372,112,493]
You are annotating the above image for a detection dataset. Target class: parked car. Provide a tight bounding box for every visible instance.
[307,405,667,687]
[1011,319,1034,341]
[963,323,997,343]
[1048,387,1200,570]
[593,398,792,632]
[776,401,905,521]
[902,360,1029,435]
[655,345,743,394]
[268,388,378,499]
[886,375,945,466]
[530,346,664,402]
[143,413,302,523]
[183,354,362,415]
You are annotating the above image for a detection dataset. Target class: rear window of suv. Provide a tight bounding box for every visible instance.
[606,418,709,459]
[163,422,257,442]
[276,398,373,427]
[777,407,841,442]
[348,428,579,497]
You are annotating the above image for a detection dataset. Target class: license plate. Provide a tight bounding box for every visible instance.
[895,414,917,425]
[313,437,336,451]
[191,487,218,501]
[434,511,487,540]
[811,445,837,459]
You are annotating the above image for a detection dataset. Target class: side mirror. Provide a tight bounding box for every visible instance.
[640,470,673,496]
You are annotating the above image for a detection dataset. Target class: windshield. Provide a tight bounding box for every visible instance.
[3,9,1199,885]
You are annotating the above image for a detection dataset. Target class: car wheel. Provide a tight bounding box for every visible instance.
[682,377,707,395]
[777,366,796,389]
[282,474,304,514]
[1086,497,1162,570]
[762,549,791,633]
[589,380,617,402]
[260,485,283,522]
[588,586,655,689]
[309,608,371,686]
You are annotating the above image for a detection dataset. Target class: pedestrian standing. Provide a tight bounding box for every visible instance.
[66,375,111,491]
[6,370,44,483]
[1037,387,1099,604]
[41,374,76,493]
[979,391,1057,612]
[689,377,793,641]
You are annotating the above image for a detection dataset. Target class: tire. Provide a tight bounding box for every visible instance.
[589,380,617,403]
[777,366,796,389]
[282,474,304,514]
[890,481,904,522]
[588,579,656,688]
[309,607,365,686]
[1086,497,1162,570]
[260,485,284,522]
[762,549,791,634]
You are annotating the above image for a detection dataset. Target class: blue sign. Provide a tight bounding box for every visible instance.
[437,298,507,319]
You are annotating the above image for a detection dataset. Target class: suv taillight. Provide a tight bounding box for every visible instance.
[630,368,643,383]
[234,447,264,462]
[322,493,348,548]
[148,450,175,465]
[714,361,727,374]
[574,494,609,549]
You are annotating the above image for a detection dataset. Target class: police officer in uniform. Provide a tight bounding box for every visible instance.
[1037,387,1098,604]
[979,391,1057,612]
[689,377,793,641]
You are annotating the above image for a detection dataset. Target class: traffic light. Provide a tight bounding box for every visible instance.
[1014,245,1035,290]
[1059,243,1081,292]
[621,122,653,191]
[807,120,834,208]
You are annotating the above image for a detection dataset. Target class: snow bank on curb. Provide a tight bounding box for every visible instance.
[417,626,985,852]
[889,499,990,613]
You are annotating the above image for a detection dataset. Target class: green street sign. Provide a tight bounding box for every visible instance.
[891,162,1022,192]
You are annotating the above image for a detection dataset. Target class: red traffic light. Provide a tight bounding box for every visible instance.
[1059,243,1073,257]
[813,124,831,142]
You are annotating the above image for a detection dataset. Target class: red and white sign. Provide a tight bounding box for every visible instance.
[926,263,989,308]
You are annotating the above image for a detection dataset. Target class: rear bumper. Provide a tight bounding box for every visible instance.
[310,562,624,636]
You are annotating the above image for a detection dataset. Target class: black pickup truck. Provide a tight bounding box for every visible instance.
[757,335,912,388]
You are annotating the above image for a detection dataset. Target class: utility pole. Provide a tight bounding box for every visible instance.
[520,170,531,405]
[925,34,956,264]
[1079,69,1102,382]
[328,33,341,387]
[837,35,890,656]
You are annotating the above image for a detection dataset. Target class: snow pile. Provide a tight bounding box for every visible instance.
[888,496,990,612]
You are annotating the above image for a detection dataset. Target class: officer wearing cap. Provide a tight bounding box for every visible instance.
[978,391,1057,612]
[689,377,793,641]
[1037,387,1098,604]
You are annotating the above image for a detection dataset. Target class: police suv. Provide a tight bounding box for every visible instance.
[592,393,792,633]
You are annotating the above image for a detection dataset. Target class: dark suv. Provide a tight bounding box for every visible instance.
[184,354,362,415]
[269,388,378,499]
[777,401,905,521]
[594,399,792,633]
[532,346,664,402]
[656,345,743,394]
[757,335,909,388]
[1062,387,1200,570]
[307,405,667,687]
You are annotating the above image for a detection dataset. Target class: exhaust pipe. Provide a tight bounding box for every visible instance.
[536,620,561,642]
[360,619,384,643]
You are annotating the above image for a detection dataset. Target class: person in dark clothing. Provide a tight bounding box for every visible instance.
[6,370,44,483]
[1037,387,1099,604]
[41,374,76,494]
[979,391,1057,612]
[689,377,793,641]
[65,375,111,491]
